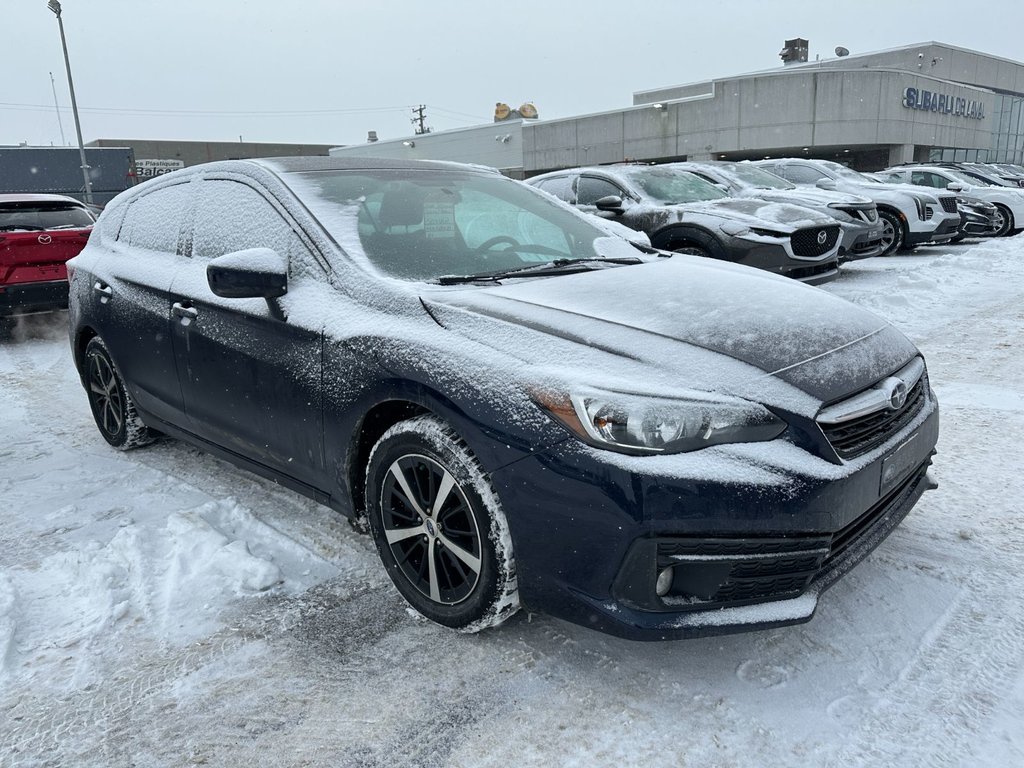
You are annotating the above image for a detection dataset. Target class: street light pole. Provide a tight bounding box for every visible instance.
[47,0,93,205]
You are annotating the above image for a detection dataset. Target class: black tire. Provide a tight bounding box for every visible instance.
[83,337,155,451]
[364,415,519,632]
[672,245,710,257]
[877,209,905,256]
[992,205,1014,238]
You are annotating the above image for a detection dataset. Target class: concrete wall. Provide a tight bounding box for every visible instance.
[523,69,993,172]
[329,122,525,176]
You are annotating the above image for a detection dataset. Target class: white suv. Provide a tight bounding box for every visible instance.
[752,159,961,256]
[877,166,1024,238]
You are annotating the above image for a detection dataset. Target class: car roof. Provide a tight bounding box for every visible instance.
[251,156,501,174]
[0,192,88,206]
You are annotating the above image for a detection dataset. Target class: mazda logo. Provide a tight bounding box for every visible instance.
[816,230,828,245]
[888,380,908,410]
[37,234,52,244]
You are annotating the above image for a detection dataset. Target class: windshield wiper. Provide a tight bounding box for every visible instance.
[436,256,643,285]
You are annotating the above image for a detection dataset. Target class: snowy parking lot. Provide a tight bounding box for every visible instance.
[2,237,1023,767]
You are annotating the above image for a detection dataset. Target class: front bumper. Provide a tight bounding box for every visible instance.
[722,238,839,285]
[491,389,939,640]
[906,213,961,246]
[0,279,69,317]
[839,221,885,260]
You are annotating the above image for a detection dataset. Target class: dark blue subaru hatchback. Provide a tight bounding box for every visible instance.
[67,157,938,640]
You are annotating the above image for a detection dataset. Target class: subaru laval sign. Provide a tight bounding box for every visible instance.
[903,87,986,119]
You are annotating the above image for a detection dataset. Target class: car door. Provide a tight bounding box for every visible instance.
[169,175,325,487]
[86,181,193,425]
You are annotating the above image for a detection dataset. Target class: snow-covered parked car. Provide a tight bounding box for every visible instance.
[67,157,939,640]
[752,159,961,255]
[669,161,885,261]
[877,165,1024,238]
[527,164,840,284]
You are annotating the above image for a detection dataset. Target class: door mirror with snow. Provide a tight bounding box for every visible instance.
[207,247,288,299]
[946,182,966,192]
[595,195,625,213]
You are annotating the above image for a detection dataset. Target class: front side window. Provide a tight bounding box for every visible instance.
[577,177,624,205]
[725,163,795,190]
[284,169,622,282]
[192,180,298,260]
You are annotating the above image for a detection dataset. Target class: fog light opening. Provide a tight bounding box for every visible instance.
[655,566,674,597]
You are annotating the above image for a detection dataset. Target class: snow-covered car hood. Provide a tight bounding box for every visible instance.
[654,198,835,232]
[746,188,873,209]
[422,256,918,410]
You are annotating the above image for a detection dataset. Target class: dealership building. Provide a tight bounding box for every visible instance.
[329,41,1024,176]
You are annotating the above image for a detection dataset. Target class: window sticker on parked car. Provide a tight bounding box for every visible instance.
[423,200,456,239]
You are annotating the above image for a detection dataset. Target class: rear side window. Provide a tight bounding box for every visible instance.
[0,203,93,231]
[532,176,575,203]
[119,184,192,254]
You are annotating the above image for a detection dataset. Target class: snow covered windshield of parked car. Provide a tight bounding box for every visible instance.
[0,204,94,231]
[287,169,632,281]
[623,168,729,204]
[726,163,795,190]
[818,160,876,183]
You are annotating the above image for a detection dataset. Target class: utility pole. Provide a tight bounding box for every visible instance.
[46,0,93,205]
[49,71,67,145]
[411,105,431,135]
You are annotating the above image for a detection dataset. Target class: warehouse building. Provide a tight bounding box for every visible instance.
[329,41,1024,175]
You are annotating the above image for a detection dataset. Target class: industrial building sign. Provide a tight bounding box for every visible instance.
[135,159,185,179]
[902,87,986,119]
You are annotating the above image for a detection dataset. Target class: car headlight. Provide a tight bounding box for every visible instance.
[533,388,786,455]
[912,195,928,220]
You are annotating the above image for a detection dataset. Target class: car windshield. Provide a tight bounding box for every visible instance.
[285,168,634,281]
[725,163,795,190]
[0,203,94,231]
[621,168,728,203]
[817,160,875,183]
[942,169,984,187]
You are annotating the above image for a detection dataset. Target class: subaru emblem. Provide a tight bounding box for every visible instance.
[888,380,908,410]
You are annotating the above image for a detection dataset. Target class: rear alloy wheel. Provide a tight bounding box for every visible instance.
[992,205,1013,237]
[877,210,905,256]
[83,337,155,450]
[365,415,518,631]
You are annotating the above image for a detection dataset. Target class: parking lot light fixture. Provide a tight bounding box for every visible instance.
[47,0,94,206]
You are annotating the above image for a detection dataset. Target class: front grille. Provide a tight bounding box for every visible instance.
[851,236,883,254]
[653,463,929,610]
[791,225,840,257]
[820,378,926,460]
[939,196,958,214]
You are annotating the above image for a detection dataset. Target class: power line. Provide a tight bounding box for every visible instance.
[0,101,413,117]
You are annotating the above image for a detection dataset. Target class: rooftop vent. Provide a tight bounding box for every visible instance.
[780,38,809,65]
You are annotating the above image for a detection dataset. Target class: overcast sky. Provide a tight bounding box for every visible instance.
[4,0,1022,149]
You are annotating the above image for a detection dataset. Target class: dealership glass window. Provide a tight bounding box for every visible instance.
[118,183,191,255]
[577,177,625,206]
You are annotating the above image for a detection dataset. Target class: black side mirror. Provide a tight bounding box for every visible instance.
[207,247,288,299]
[595,195,625,214]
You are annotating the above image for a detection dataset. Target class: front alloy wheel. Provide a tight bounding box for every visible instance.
[380,454,482,605]
[365,415,518,631]
[877,210,904,256]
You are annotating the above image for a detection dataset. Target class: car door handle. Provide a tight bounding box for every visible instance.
[93,281,112,303]
[172,302,198,321]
